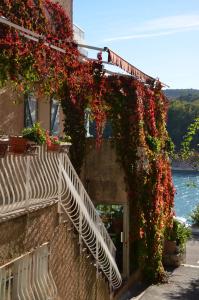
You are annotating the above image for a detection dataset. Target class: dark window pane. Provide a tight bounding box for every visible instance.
[24,94,37,128]
[51,99,60,136]
[89,120,112,139]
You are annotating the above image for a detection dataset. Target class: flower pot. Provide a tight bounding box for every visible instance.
[59,142,72,153]
[26,142,39,155]
[47,143,60,152]
[9,136,29,154]
[0,139,9,157]
[164,240,177,255]
[163,240,186,267]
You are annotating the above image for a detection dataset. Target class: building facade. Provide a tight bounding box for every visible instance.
[0,1,122,299]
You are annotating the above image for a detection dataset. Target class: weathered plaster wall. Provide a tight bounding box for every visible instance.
[37,98,51,130]
[0,87,24,135]
[0,204,110,300]
[0,86,65,136]
[81,139,128,205]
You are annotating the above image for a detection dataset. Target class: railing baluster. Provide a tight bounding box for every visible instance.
[25,155,31,210]
[0,244,57,300]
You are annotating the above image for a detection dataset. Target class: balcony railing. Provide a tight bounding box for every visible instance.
[0,147,122,289]
[73,24,88,57]
[0,243,57,300]
[73,24,85,43]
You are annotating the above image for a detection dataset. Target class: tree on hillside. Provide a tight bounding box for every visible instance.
[167,100,199,151]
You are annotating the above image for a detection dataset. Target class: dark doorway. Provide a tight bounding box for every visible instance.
[97,204,123,273]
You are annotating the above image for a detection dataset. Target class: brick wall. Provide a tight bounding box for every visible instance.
[0,204,110,300]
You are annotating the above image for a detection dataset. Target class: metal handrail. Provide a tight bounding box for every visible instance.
[60,154,122,288]
[0,147,122,289]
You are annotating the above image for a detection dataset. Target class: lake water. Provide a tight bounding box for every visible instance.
[173,170,199,221]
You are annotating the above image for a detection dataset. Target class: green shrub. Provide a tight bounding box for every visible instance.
[165,219,191,251]
[189,204,199,226]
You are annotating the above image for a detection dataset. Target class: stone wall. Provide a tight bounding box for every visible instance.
[0,204,110,300]
[81,139,128,205]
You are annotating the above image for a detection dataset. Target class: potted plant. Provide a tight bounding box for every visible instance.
[9,123,46,155]
[189,204,199,227]
[163,218,191,267]
[59,134,72,153]
[46,131,60,152]
[22,123,46,145]
[9,136,29,155]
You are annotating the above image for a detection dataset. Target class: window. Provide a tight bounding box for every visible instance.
[50,99,60,136]
[85,108,112,139]
[24,94,38,128]
[84,108,93,137]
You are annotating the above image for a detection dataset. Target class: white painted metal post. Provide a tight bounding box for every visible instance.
[109,264,113,300]
[25,155,31,210]
[96,225,99,278]
[58,153,63,222]
[123,203,130,278]
[79,210,82,253]
[79,185,84,252]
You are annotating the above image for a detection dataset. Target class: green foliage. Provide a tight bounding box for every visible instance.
[165,219,191,251]
[22,123,46,145]
[189,204,199,226]
[165,137,175,154]
[146,135,161,152]
[181,117,199,159]
[164,89,199,102]
[59,134,72,143]
[61,92,87,176]
[167,100,199,151]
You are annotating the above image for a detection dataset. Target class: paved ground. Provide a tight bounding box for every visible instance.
[118,227,199,300]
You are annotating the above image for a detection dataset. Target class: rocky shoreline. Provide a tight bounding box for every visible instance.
[172,159,199,172]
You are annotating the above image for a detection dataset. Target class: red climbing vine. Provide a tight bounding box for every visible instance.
[0,0,175,283]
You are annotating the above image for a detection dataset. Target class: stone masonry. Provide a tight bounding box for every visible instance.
[0,203,110,300]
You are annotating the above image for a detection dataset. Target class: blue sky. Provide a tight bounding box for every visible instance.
[73,0,199,89]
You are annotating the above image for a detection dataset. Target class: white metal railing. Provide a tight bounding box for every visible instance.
[73,24,85,43]
[60,155,122,288]
[73,24,88,57]
[0,148,59,216]
[0,243,57,300]
[0,147,122,289]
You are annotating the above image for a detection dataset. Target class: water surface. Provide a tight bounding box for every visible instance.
[173,170,199,221]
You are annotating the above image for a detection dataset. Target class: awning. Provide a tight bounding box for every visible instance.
[107,49,155,84]
[0,15,167,86]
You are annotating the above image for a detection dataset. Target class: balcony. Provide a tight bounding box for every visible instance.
[73,24,88,57]
[0,146,122,289]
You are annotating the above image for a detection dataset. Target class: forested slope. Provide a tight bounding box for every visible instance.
[164,89,199,151]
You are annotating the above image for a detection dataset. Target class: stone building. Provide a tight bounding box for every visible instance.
[0,1,122,299]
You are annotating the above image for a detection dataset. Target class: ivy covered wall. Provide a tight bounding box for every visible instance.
[0,0,175,283]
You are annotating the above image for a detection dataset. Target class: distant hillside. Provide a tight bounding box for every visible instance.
[164,89,199,102]
[165,89,199,151]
